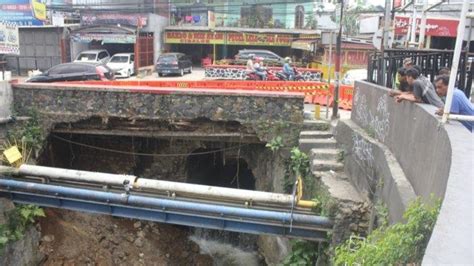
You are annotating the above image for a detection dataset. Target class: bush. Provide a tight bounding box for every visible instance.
[334,198,441,265]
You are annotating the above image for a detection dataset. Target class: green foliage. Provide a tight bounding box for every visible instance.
[283,147,313,195]
[266,136,284,152]
[337,150,345,163]
[7,108,43,152]
[283,240,320,266]
[334,198,441,265]
[0,205,45,252]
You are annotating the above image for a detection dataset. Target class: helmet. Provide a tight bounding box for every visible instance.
[249,54,255,60]
[285,57,291,63]
[255,57,263,62]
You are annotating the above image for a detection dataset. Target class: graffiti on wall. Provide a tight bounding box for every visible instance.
[353,88,390,142]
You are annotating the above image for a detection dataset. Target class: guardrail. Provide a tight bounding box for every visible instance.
[56,80,354,110]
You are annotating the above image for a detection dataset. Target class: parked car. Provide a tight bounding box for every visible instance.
[26,62,114,83]
[341,69,368,85]
[156,53,192,77]
[234,49,285,65]
[73,49,110,64]
[106,53,135,78]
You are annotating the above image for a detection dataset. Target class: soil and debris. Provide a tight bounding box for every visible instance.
[38,209,213,266]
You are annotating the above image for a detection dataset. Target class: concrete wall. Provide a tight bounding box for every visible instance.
[341,81,473,264]
[11,83,304,145]
[0,81,13,120]
[144,14,169,63]
[6,27,64,74]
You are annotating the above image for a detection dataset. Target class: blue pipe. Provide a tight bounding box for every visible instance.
[0,178,333,228]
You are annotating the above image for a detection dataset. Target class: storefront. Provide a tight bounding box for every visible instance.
[393,16,459,49]
[164,27,320,65]
[69,12,167,68]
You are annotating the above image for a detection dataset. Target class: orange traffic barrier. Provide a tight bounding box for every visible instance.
[55,80,353,110]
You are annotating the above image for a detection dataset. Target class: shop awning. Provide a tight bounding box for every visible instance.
[291,40,316,51]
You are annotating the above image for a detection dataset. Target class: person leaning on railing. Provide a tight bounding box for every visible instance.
[434,75,474,132]
[394,67,444,108]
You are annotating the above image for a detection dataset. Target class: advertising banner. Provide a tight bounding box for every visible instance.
[0,0,46,26]
[70,32,136,44]
[394,16,459,37]
[0,22,20,55]
[226,33,292,46]
[165,31,225,44]
[81,13,148,27]
[165,31,292,46]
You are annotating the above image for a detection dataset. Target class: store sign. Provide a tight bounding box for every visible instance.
[71,33,136,44]
[0,22,20,55]
[226,33,292,46]
[81,13,148,27]
[0,0,46,26]
[165,31,225,44]
[394,16,459,37]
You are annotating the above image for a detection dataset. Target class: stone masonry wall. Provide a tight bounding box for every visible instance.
[12,83,304,147]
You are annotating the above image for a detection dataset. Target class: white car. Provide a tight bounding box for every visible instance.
[342,69,368,85]
[74,49,110,64]
[106,53,135,78]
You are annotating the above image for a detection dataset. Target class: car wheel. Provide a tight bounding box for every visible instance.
[127,70,131,78]
[158,73,163,77]
[188,66,193,74]
[179,69,184,77]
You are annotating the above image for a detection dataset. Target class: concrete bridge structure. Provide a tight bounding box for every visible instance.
[0,80,473,264]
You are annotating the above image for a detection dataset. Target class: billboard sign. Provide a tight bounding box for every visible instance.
[0,22,20,55]
[0,0,46,26]
[81,13,148,27]
[394,16,459,37]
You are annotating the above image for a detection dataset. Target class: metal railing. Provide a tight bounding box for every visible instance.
[368,49,474,97]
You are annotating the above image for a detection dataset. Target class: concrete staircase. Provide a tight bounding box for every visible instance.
[299,120,343,172]
[299,120,370,244]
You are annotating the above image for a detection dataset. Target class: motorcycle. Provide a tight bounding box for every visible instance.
[276,67,306,81]
[245,69,279,81]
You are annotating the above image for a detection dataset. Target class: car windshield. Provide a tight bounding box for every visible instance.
[158,55,177,62]
[110,56,129,63]
[77,53,97,61]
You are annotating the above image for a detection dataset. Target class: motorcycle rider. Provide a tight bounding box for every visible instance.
[253,57,267,80]
[282,57,295,81]
[246,54,255,74]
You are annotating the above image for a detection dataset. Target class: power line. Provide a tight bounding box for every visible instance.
[51,134,251,157]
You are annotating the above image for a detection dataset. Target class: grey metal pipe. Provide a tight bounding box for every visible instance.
[0,178,333,228]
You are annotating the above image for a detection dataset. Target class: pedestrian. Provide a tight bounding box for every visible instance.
[434,75,474,131]
[390,67,411,97]
[282,57,295,81]
[395,67,444,108]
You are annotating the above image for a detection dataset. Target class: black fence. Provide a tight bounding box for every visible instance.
[368,49,474,97]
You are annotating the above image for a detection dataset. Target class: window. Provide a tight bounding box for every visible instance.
[98,52,108,59]
[295,5,305,29]
[240,5,272,28]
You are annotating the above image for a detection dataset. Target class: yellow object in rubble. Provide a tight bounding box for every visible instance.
[3,146,22,165]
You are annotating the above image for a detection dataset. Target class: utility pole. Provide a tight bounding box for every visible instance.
[332,0,343,119]
[418,0,429,49]
[383,0,392,49]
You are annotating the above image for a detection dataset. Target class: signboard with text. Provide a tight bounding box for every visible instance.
[226,33,292,46]
[394,16,459,37]
[165,31,293,46]
[0,0,46,26]
[0,22,20,55]
[81,13,148,27]
[165,31,225,44]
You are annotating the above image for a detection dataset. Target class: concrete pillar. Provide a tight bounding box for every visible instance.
[0,81,13,120]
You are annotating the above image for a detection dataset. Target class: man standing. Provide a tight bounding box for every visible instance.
[395,68,444,108]
[434,75,474,131]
